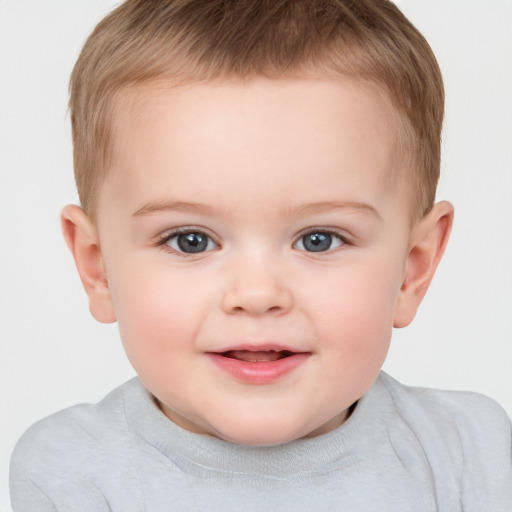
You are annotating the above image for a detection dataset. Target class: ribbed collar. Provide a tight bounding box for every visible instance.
[123,373,392,477]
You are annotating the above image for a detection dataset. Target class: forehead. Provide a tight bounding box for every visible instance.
[116,77,400,148]
[101,78,409,219]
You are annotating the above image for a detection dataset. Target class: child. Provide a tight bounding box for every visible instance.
[9,0,511,510]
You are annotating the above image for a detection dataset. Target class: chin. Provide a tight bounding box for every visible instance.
[222,432,300,446]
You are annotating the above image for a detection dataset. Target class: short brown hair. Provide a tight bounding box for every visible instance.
[69,0,444,220]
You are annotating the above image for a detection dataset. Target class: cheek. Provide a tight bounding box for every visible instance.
[306,257,403,353]
[106,259,210,368]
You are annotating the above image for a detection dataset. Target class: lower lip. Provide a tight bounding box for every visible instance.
[206,353,310,384]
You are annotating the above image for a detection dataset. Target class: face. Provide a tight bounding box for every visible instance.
[95,78,414,445]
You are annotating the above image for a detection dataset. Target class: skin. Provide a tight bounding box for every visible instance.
[62,78,453,445]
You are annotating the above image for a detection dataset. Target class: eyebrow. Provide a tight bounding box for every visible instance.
[284,201,382,220]
[132,200,219,217]
[132,199,381,219]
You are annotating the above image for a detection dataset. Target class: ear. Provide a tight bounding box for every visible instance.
[393,201,454,328]
[61,205,116,323]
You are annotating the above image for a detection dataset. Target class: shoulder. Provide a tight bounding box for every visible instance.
[378,371,511,440]
[10,379,144,510]
[376,372,512,509]
[11,379,130,465]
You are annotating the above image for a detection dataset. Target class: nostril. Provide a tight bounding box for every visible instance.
[220,278,293,315]
[229,304,283,315]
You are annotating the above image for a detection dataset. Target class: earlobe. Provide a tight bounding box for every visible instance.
[393,201,454,328]
[61,205,116,324]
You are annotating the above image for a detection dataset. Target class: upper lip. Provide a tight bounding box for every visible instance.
[207,343,310,354]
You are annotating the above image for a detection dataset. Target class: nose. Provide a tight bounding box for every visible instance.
[220,258,293,316]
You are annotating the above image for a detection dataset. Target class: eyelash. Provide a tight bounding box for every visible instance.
[156,227,351,256]
[156,227,219,256]
[293,228,349,253]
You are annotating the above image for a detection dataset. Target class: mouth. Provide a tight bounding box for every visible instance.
[220,349,296,362]
[206,346,310,384]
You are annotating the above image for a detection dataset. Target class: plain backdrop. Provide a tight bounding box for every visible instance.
[1,1,511,510]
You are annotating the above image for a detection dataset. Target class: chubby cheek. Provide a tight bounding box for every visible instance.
[107,260,207,379]
[309,261,402,378]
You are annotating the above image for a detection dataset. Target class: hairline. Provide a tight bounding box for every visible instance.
[85,71,420,225]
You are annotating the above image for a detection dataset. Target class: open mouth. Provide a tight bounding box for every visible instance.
[207,348,309,384]
[220,350,295,362]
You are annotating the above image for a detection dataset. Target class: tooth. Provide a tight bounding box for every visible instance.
[226,350,284,362]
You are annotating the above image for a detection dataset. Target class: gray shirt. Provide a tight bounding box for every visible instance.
[10,372,512,511]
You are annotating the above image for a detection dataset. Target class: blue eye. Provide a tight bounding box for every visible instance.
[295,231,344,252]
[165,231,217,254]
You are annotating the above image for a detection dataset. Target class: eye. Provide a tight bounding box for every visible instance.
[294,231,345,253]
[163,231,218,254]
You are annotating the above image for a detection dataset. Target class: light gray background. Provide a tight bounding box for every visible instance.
[1,1,511,510]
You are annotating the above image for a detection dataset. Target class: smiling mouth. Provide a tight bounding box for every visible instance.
[207,346,310,383]
[220,350,295,362]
